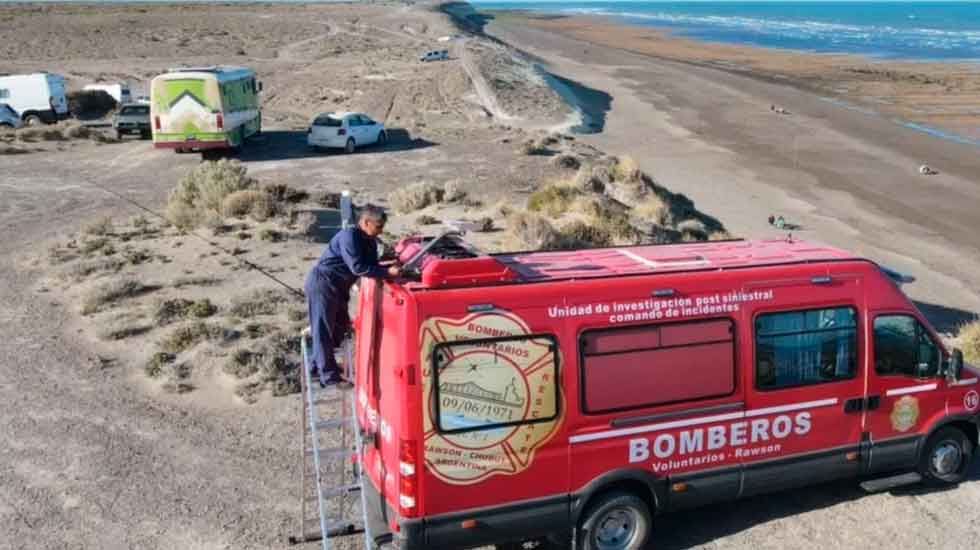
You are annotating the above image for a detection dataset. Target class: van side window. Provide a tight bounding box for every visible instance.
[874,315,940,378]
[432,334,559,434]
[580,318,735,413]
[0,89,9,99]
[755,307,857,390]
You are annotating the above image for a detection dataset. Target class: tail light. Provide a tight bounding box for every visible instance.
[337,128,346,136]
[216,113,224,130]
[154,116,161,130]
[399,438,418,516]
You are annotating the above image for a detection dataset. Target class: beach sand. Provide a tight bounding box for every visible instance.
[483,11,980,327]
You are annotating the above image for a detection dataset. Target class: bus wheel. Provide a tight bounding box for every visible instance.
[578,491,651,550]
[919,426,973,485]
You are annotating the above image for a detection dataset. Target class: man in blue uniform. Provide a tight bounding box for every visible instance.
[305,205,400,386]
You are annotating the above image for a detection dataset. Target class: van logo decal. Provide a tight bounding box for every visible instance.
[965,390,979,412]
[890,396,920,432]
[421,311,563,485]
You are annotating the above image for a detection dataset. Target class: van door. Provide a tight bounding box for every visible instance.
[739,277,865,496]
[863,312,947,473]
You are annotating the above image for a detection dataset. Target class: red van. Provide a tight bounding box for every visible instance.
[350,236,978,550]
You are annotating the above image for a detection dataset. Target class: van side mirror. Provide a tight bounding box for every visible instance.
[947,349,964,383]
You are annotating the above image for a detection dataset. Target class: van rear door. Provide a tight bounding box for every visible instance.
[739,276,865,496]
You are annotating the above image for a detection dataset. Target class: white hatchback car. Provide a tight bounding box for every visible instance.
[0,103,23,129]
[307,112,387,154]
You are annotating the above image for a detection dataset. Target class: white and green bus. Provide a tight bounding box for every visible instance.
[150,66,261,156]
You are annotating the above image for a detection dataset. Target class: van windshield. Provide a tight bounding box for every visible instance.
[120,105,149,115]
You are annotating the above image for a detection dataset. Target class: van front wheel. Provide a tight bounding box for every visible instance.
[578,491,651,550]
[919,426,973,485]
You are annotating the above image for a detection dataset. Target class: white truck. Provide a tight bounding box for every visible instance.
[0,73,69,125]
[83,82,132,105]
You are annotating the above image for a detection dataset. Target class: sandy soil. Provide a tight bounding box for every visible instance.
[1,2,979,550]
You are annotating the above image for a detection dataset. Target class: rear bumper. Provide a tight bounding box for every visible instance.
[154,139,228,150]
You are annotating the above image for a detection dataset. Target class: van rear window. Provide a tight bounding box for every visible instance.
[581,319,736,413]
[432,334,559,434]
[314,115,342,127]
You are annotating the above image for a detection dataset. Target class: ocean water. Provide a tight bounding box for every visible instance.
[472,1,980,61]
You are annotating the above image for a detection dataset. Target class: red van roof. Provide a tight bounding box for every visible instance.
[406,237,862,290]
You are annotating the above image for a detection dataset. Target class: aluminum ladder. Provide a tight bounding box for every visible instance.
[289,330,373,549]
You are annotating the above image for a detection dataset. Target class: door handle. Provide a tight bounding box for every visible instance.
[844,397,864,413]
[866,395,881,411]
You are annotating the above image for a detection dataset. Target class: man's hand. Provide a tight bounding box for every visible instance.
[387,264,402,278]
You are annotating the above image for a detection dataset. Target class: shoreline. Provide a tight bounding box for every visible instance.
[480,10,980,326]
[484,10,980,146]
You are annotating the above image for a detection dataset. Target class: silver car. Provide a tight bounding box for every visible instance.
[0,103,23,129]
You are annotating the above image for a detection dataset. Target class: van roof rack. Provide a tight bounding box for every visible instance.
[395,237,861,291]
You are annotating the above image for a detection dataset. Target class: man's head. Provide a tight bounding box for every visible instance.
[357,205,387,238]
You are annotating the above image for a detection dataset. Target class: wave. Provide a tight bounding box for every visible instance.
[557,8,980,49]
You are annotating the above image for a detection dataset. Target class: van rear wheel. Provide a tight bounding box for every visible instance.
[919,426,973,485]
[578,491,651,550]
[24,114,42,126]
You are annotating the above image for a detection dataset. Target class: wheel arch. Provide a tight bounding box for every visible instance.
[919,414,978,462]
[570,468,665,525]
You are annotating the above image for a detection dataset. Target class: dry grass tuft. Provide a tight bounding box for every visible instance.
[18,126,66,142]
[81,277,157,315]
[229,289,290,318]
[611,156,642,182]
[633,196,670,226]
[83,216,113,236]
[677,219,709,242]
[161,362,194,394]
[172,275,221,288]
[166,159,255,230]
[258,228,285,242]
[506,211,560,251]
[552,153,581,171]
[262,182,309,204]
[97,313,153,341]
[958,320,980,364]
[416,214,439,225]
[518,139,548,156]
[527,184,581,217]
[221,189,275,221]
[144,351,176,378]
[389,182,445,214]
[62,257,125,282]
[154,298,218,325]
[158,322,230,354]
[62,122,93,140]
[443,180,467,202]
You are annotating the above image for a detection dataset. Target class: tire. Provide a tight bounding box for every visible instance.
[577,491,652,550]
[344,138,356,154]
[377,131,387,147]
[24,114,43,127]
[919,426,973,485]
[115,130,123,140]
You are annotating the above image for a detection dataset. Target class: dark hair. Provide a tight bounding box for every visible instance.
[358,204,387,225]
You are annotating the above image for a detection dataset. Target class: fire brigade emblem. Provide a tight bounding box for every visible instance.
[890,396,920,433]
[420,311,564,485]
[965,391,979,412]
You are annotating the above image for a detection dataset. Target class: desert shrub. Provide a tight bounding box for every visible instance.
[708,230,735,241]
[556,221,612,249]
[67,90,117,117]
[633,196,670,226]
[315,191,341,208]
[552,153,581,171]
[154,298,217,325]
[235,381,263,404]
[0,145,30,155]
[224,349,261,379]
[62,257,125,281]
[221,189,275,221]
[122,247,151,265]
[518,139,547,156]
[172,275,221,288]
[262,182,309,204]
[79,237,109,256]
[131,214,152,233]
[287,308,307,322]
[81,277,155,314]
[389,182,444,214]
[475,217,494,232]
[97,313,152,340]
[144,351,176,378]
[158,322,226,354]
[611,155,642,182]
[677,219,708,241]
[166,159,255,229]
[416,214,439,225]
[527,184,580,217]
[443,180,466,202]
[959,321,980,364]
[18,126,65,142]
[62,123,93,140]
[161,362,193,394]
[507,211,560,251]
[229,289,289,318]
[83,216,113,236]
[258,228,284,242]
